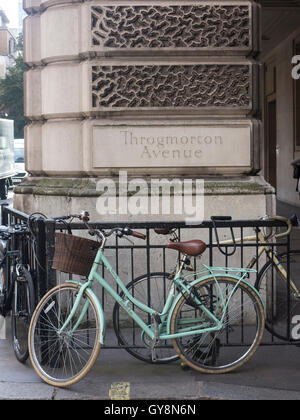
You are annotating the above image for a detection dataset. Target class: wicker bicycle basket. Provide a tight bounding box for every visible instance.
[52,232,101,277]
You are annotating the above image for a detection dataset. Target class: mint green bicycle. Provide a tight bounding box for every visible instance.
[28,212,265,387]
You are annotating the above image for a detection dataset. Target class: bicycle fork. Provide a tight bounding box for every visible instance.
[57,282,90,336]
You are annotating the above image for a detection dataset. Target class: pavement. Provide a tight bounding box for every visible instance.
[2,327,300,401]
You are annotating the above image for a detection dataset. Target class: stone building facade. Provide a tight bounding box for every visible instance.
[260,1,300,213]
[17,0,275,222]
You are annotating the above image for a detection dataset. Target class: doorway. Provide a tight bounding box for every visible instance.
[266,97,277,189]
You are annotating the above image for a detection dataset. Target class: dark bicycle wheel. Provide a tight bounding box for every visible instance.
[0,262,9,316]
[112,272,179,364]
[11,267,35,363]
[255,250,300,342]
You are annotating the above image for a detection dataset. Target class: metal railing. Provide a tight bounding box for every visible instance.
[2,204,298,348]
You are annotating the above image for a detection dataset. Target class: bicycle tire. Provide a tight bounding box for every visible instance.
[171,276,265,374]
[28,282,101,387]
[0,261,13,317]
[0,263,7,316]
[112,272,179,364]
[255,250,300,342]
[11,267,35,363]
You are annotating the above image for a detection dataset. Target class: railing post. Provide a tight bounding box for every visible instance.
[44,219,57,293]
[35,217,47,301]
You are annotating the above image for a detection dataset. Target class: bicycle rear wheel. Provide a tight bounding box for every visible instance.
[28,282,101,387]
[11,267,35,363]
[255,250,300,341]
[170,276,265,373]
[113,272,179,363]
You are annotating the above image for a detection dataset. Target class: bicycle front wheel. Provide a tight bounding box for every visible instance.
[255,251,300,341]
[170,276,265,374]
[11,268,35,363]
[28,282,101,387]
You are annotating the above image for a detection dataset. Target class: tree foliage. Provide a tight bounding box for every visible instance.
[0,35,27,139]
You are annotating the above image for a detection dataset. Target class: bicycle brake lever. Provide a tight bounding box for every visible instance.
[121,235,134,245]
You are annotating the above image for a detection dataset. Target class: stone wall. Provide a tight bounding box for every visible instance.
[16,0,274,222]
[20,0,262,179]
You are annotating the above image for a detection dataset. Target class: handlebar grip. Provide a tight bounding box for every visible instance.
[53,214,81,221]
[132,231,146,240]
[211,216,232,221]
[52,215,70,220]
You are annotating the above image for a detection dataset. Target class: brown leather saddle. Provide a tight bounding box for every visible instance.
[165,240,206,256]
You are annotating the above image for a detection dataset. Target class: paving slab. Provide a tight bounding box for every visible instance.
[2,329,300,400]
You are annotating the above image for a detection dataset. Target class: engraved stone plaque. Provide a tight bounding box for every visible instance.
[92,124,251,168]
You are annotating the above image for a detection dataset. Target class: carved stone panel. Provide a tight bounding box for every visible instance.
[89,1,260,56]
[91,63,259,115]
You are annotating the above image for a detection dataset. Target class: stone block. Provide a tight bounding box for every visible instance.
[42,119,85,175]
[41,62,82,119]
[23,15,41,66]
[24,68,42,120]
[25,123,44,175]
[24,59,260,119]
[23,1,261,62]
[23,0,42,14]
[40,4,81,64]
[24,118,260,177]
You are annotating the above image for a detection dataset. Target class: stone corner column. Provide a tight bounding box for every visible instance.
[16,0,274,222]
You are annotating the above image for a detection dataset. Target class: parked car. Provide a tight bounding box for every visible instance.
[0,119,16,200]
[12,139,26,186]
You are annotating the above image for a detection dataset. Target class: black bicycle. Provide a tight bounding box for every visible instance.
[0,224,35,363]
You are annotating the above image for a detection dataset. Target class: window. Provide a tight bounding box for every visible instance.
[8,37,15,56]
[294,37,300,151]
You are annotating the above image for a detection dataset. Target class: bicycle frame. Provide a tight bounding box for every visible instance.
[59,245,260,346]
[218,229,300,296]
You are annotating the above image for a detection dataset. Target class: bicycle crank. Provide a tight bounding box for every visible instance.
[150,313,161,362]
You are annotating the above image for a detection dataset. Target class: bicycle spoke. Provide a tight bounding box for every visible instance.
[171,277,265,373]
[29,283,101,386]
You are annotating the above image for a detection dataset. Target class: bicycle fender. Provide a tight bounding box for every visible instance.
[86,287,106,345]
[166,273,265,335]
[65,280,106,345]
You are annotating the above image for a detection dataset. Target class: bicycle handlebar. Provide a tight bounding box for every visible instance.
[123,228,146,240]
[52,212,146,240]
[111,227,146,240]
[262,215,295,239]
[52,213,84,221]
